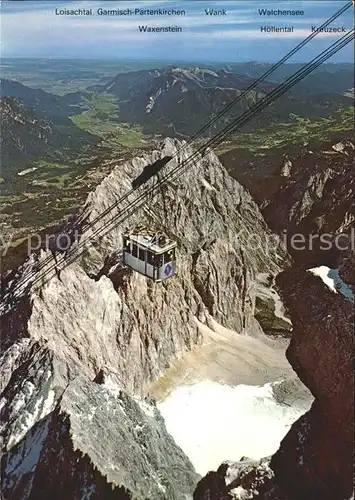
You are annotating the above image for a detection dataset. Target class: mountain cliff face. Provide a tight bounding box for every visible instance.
[222,133,354,266]
[262,136,354,264]
[193,251,354,500]
[270,255,354,500]
[0,96,98,174]
[1,138,289,499]
[2,368,198,500]
[0,97,54,166]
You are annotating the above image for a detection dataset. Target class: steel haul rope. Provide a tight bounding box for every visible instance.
[8,1,351,289]
[2,23,353,308]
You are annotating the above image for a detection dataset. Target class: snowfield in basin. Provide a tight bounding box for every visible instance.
[158,380,307,475]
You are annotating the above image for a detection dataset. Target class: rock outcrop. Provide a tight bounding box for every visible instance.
[1,368,198,500]
[193,251,354,500]
[1,138,288,498]
[221,133,354,267]
[1,138,287,386]
[270,260,354,500]
[339,251,355,288]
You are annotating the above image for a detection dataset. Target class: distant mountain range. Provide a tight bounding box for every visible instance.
[90,66,275,98]
[89,67,274,136]
[1,63,353,174]
[218,62,354,92]
[90,66,353,137]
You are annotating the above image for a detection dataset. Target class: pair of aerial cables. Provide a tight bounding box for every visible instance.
[3,2,353,306]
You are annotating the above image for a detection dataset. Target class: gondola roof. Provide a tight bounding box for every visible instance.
[126,232,176,254]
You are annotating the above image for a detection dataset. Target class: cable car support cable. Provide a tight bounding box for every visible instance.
[9,0,351,283]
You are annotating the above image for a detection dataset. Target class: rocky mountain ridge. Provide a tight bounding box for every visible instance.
[221,133,354,267]
[91,66,274,101]
[0,97,54,166]
[0,95,98,175]
[1,138,291,499]
[2,368,198,500]
[90,66,273,137]
[90,65,351,138]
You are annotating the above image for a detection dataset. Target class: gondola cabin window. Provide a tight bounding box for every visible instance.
[155,255,163,267]
[138,247,145,261]
[147,251,155,265]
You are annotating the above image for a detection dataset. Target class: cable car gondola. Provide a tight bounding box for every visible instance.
[122,227,177,282]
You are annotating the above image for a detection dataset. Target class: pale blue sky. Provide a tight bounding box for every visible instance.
[1,1,353,62]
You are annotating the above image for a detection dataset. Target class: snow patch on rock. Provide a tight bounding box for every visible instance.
[308,266,354,303]
[3,418,50,497]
